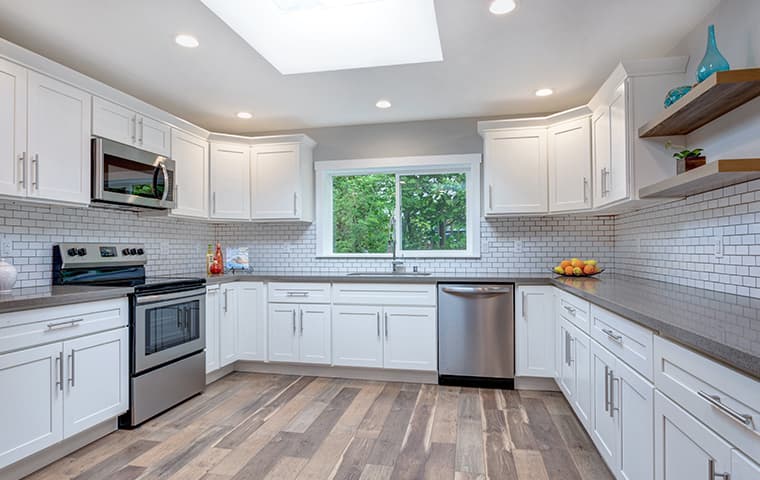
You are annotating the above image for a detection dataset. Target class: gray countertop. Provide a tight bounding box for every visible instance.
[0,285,134,314]
[201,272,554,285]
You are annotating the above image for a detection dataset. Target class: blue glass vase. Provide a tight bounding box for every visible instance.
[696,24,730,83]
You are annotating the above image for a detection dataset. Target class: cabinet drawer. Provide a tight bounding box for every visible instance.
[654,336,760,462]
[332,283,436,306]
[268,283,331,304]
[556,289,590,332]
[0,299,128,354]
[590,305,653,380]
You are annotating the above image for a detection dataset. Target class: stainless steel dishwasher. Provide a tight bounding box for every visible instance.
[437,284,514,388]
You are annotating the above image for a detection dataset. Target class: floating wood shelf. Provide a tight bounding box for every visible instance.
[639,158,760,198]
[638,69,760,138]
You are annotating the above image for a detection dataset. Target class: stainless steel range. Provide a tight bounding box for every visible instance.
[53,243,206,427]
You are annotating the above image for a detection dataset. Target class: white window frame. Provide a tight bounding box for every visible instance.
[315,154,481,258]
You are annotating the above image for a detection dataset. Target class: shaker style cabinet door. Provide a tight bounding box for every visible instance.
[27,71,91,205]
[251,143,301,220]
[0,58,27,198]
[171,129,209,219]
[137,115,170,157]
[236,282,267,362]
[219,285,239,367]
[92,96,135,147]
[205,287,220,374]
[210,143,251,220]
[332,305,383,368]
[548,117,591,212]
[516,286,555,377]
[298,304,331,365]
[268,303,299,362]
[382,306,437,371]
[0,343,64,469]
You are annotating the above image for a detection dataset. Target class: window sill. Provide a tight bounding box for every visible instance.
[315,253,481,260]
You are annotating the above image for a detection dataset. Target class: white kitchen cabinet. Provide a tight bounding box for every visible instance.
[250,136,315,222]
[92,96,170,156]
[332,305,384,368]
[62,328,128,438]
[559,316,591,429]
[516,286,555,377]
[0,343,63,469]
[210,142,251,220]
[590,339,618,469]
[593,81,629,207]
[548,117,591,212]
[298,304,331,365]
[733,451,760,479]
[0,58,27,198]
[383,306,436,371]
[219,284,238,367]
[482,127,548,214]
[205,286,220,374]
[268,303,299,363]
[27,71,91,205]
[236,282,267,362]
[171,129,209,219]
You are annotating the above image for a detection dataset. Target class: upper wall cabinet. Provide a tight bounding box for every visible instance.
[250,135,316,222]
[0,59,90,206]
[482,127,548,215]
[92,97,170,156]
[209,142,251,221]
[548,116,592,212]
[170,129,208,219]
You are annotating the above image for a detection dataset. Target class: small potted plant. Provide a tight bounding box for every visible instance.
[666,142,706,174]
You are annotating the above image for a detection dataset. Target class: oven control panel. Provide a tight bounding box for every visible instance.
[54,243,147,267]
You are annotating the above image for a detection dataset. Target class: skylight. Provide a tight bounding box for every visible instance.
[200,0,443,75]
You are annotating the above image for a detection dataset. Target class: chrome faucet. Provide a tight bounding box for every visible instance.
[388,216,405,273]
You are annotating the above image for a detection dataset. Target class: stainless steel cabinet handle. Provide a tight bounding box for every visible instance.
[286,291,309,297]
[565,331,571,365]
[56,351,63,391]
[604,366,610,412]
[488,185,493,210]
[384,312,389,339]
[563,305,576,315]
[583,177,589,203]
[47,318,84,330]
[138,117,144,144]
[293,192,298,216]
[569,337,575,364]
[292,310,296,335]
[131,116,137,143]
[32,154,39,189]
[68,350,75,387]
[223,289,228,313]
[602,328,623,344]
[521,291,527,318]
[376,312,380,339]
[299,309,304,335]
[610,375,619,418]
[17,152,25,187]
[708,459,730,480]
[698,391,755,428]
[212,192,216,214]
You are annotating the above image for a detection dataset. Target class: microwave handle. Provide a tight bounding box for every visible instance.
[159,163,169,201]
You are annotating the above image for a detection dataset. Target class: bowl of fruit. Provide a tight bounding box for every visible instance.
[552,258,603,277]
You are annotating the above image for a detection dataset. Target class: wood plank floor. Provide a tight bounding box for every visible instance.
[27,373,613,480]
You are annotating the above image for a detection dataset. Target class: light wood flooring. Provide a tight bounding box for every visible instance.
[27,372,613,480]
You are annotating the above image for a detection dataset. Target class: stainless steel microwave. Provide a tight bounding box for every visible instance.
[91,137,176,209]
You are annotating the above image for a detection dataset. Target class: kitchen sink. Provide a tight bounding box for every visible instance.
[346,271,432,277]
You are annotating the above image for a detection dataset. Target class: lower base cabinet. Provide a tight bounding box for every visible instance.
[516,286,555,377]
[332,305,383,368]
[268,303,331,365]
[557,315,591,429]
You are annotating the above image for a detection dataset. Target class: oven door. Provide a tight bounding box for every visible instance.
[133,288,205,374]
[92,136,176,209]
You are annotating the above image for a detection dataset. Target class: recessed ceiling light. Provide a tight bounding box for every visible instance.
[489,0,517,15]
[236,112,253,119]
[200,0,443,74]
[174,34,199,48]
[535,88,554,97]
[375,99,392,109]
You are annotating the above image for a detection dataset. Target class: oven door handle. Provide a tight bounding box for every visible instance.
[135,288,207,305]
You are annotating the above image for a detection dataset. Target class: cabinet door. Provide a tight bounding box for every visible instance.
[298,304,331,365]
[732,450,760,479]
[592,107,611,208]
[268,303,298,362]
[27,72,91,204]
[205,287,220,373]
[0,58,27,197]
[219,285,238,367]
[0,343,63,469]
[62,328,128,438]
[654,391,732,480]
[590,340,618,471]
[92,96,135,147]
[617,360,653,480]
[251,144,300,220]
[558,318,576,399]
[210,143,251,220]
[332,305,383,368]
[548,117,591,212]
[571,326,592,429]
[383,306,437,371]
[516,286,555,377]
[236,282,267,361]
[137,115,171,156]
[484,128,548,214]
[171,129,208,218]
[607,82,629,204]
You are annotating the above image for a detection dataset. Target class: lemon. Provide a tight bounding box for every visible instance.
[584,259,597,266]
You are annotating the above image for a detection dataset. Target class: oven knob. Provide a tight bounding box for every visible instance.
[67,248,78,256]
[77,248,87,256]
[136,248,144,255]
[130,248,137,255]
[122,248,130,256]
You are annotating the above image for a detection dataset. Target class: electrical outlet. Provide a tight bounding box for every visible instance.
[714,235,724,259]
[0,236,12,257]
[514,240,523,254]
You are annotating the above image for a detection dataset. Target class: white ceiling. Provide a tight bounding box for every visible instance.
[0,0,719,134]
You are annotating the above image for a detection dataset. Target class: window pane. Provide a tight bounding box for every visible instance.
[400,173,467,251]
[333,174,396,254]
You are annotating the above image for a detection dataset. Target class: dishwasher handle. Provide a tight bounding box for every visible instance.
[441,286,512,295]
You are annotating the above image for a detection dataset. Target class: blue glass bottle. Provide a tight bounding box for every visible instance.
[696,24,730,83]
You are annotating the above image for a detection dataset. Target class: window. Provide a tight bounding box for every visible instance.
[316,154,481,258]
